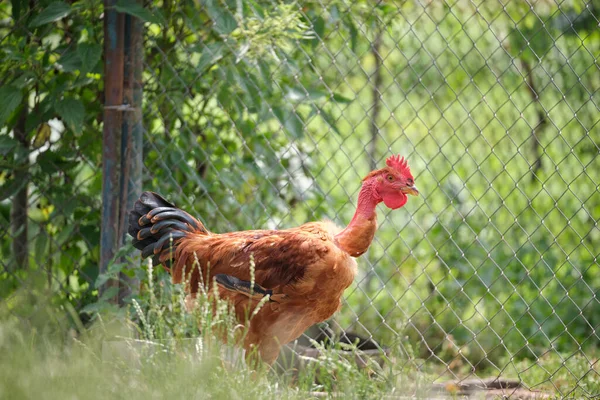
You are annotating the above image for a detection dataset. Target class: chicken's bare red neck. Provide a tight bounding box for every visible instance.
[334,180,383,257]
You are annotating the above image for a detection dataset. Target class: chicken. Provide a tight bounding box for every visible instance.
[128,155,418,364]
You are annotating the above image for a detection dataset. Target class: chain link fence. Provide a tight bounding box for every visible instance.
[1,0,599,397]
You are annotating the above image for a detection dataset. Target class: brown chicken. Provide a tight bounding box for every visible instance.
[128,154,418,364]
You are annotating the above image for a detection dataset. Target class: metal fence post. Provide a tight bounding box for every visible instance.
[119,11,144,303]
[100,0,143,303]
[100,0,124,302]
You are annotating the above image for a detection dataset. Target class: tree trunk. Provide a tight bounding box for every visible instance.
[11,99,29,270]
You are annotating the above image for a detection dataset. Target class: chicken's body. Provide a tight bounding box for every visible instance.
[183,221,360,363]
[128,155,417,364]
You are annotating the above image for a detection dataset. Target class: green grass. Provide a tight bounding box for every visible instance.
[506,352,600,398]
[1,259,597,400]
[0,261,430,400]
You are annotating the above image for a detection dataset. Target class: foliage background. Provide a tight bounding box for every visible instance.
[1,0,599,390]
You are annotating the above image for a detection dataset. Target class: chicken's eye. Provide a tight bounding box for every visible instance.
[387,175,394,181]
[407,178,414,186]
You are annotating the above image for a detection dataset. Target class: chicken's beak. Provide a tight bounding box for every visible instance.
[401,185,419,196]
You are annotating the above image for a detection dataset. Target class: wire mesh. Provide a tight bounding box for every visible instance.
[1,0,599,397]
[141,0,600,396]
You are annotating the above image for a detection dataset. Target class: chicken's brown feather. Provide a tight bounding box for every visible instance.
[174,223,333,294]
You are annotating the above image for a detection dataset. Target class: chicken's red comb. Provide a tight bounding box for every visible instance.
[386,154,411,175]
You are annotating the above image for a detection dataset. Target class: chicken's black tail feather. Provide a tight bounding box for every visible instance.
[128,191,207,268]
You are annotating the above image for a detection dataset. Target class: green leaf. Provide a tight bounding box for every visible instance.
[332,93,353,103]
[55,98,84,134]
[34,231,49,267]
[287,88,353,104]
[344,16,358,52]
[376,3,397,16]
[0,85,23,128]
[32,123,52,149]
[0,176,28,201]
[286,88,309,102]
[0,136,20,156]
[273,107,304,139]
[205,0,237,35]
[39,152,78,174]
[95,262,126,288]
[94,273,111,289]
[115,0,161,24]
[78,42,102,73]
[311,16,325,48]
[330,4,340,23]
[29,2,71,27]
[10,72,35,89]
[98,286,119,302]
[313,105,342,136]
[112,246,132,261]
[246,0,265,18]
[56,224,75,246]
[197,43,224,74]
[79,224,99,248]
[81,260,100,284]
[58,48,82,72]
[285,113,304,139]
[11,0,24,20]
[235,71,262,112]
[79,302,98,315]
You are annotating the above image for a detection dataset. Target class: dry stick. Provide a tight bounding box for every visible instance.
[133,298,153,340]
[368,29,383,171]
[193,252,208,297]
[179,236,195,336]
[249,253,256,297]
[148,258,155,307]
[146,258,158,338]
